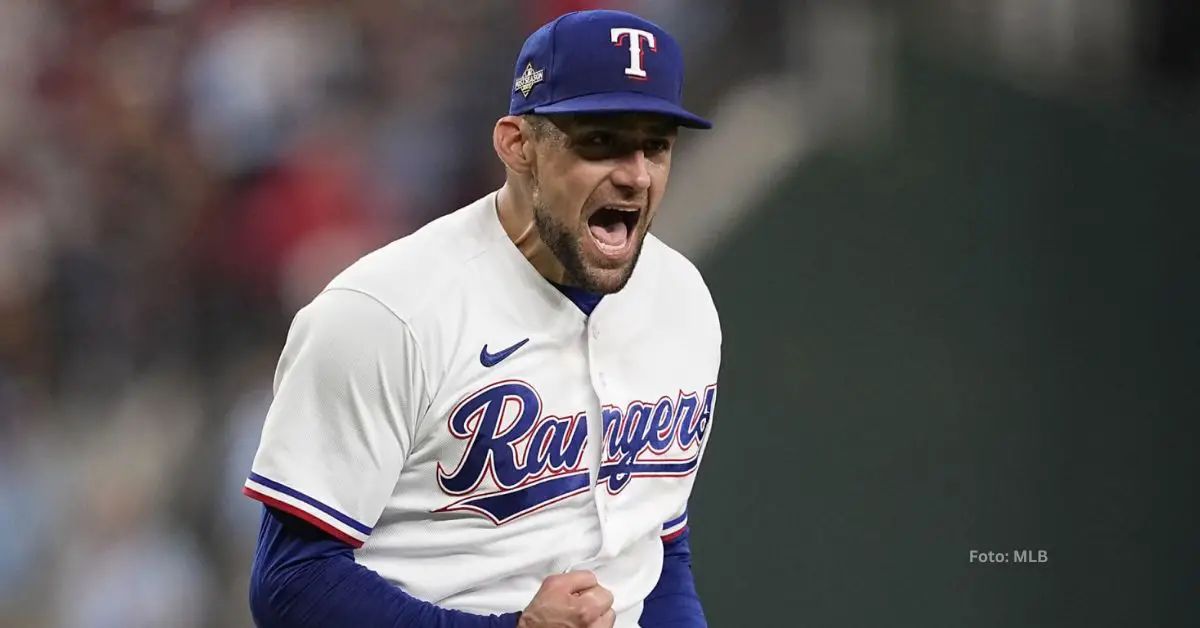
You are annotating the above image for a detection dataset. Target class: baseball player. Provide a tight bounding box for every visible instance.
[243,9,720,628]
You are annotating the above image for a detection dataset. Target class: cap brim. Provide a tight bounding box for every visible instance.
[532,92,712,129]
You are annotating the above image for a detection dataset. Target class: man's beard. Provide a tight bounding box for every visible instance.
[531,192,644,295]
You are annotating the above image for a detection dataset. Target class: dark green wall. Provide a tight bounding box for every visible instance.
[689,51,1199,627]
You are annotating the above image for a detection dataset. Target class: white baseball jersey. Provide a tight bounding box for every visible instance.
[243,191,721,627]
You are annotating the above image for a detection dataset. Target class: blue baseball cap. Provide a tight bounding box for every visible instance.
[508,10,712,129]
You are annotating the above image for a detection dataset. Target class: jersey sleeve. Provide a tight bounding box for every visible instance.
[243,288,428,548]
[661,505,689,541]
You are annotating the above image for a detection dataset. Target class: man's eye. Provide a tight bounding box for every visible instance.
[644,139,670,154]
[584,133,614,146]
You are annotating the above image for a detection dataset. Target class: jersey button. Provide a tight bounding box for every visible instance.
[591,326,600,339]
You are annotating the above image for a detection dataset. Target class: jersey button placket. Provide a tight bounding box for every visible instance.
[587,322,605,393]
[584,319,610,557]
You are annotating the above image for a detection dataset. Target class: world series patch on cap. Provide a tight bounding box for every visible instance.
[508,10,713,129]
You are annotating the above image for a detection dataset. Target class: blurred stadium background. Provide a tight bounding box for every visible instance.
[0,1,1196,627]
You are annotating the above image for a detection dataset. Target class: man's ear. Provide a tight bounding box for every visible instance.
[493,116,535,175]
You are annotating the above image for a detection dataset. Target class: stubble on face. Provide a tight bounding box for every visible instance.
[529,176,645,294]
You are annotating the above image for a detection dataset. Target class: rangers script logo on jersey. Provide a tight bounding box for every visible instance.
[435,381,717,524]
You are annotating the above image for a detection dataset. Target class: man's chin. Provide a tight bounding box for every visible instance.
[577,249,641,294]
[580,267,635,294]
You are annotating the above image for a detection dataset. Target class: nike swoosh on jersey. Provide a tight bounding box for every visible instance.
[479,338,530,367]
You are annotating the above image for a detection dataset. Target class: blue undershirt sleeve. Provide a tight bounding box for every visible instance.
[249,505,522,628]
[638,527,707,627]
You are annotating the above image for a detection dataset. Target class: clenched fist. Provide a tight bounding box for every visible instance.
[518,571,616,628]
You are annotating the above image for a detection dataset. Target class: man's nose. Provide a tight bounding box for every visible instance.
[610,150,652,191]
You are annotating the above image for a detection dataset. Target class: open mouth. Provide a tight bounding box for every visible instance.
[587,206,641,257]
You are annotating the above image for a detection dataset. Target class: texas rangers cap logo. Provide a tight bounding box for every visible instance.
[513,63,544,98]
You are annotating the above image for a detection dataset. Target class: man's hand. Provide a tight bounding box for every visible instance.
[518,571,616,628]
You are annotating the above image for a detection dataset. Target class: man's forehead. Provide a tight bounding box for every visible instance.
[547,113,679,135]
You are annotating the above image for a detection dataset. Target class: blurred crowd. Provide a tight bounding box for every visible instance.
[0,1,738,626]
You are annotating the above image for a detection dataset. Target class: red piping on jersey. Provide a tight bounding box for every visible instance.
[244,486,365,549]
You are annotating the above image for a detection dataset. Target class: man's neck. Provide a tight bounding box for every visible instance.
[496,184,571,285]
